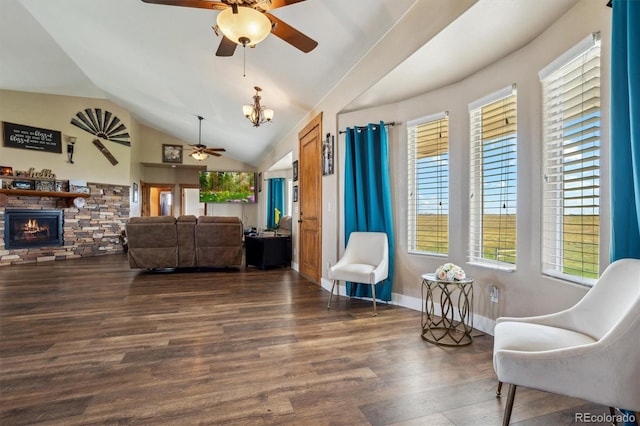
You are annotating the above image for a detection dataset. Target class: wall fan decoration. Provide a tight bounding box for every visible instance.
[70,108,131,146]
[92,139,119,166]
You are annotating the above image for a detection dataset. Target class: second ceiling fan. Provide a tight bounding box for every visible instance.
[141,0,318,56]
[190,116,225,160]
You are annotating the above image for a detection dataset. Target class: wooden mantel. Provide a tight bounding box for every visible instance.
[0,189,90,207]
[0,189,89,198]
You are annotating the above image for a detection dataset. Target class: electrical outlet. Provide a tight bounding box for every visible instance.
[489,284,499,304]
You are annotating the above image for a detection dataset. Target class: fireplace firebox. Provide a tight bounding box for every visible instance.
[4,209,63,249]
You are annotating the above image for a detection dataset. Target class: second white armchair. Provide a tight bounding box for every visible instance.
[493,258,640,425]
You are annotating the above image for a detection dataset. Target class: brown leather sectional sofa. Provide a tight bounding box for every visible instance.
[126,215,243,269]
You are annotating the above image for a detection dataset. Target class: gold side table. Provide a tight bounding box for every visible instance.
[421,273,474,346]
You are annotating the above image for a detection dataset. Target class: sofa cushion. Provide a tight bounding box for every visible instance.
[195,216,243,267]
[126,216,178,268]
[176,215,197,267]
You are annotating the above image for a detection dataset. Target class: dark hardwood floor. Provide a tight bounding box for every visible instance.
[1,254,613,425]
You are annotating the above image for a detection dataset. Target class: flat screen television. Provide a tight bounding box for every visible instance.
[199,171,256,203]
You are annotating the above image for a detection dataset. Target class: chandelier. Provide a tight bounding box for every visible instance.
[216,6,272,48]
[243,86,274,127]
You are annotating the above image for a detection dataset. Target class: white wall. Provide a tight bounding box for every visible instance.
[258,0,477,270]
[260,0,612,328]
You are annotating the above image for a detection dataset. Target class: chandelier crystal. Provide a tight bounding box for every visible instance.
[243,86,274,127]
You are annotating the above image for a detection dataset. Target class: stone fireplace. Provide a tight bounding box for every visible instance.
[4,209,63,249]
[0,182,130,265]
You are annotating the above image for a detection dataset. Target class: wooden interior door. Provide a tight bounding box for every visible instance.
[298,113,322,283]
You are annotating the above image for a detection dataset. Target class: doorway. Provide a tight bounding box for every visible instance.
[141,180,176,217]
[297,113,323,284]
[181,184,203,216]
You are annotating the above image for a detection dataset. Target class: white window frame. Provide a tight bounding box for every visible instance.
[468,85,518,270]
[540,33,601,286]
[407,112,449,256]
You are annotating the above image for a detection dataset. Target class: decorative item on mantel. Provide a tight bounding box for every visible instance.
[435,263,466,281]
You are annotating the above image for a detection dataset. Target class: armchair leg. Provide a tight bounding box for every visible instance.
[496,381,503,397]
[608,407,617,426]
[502,384,516,426]
[371,283,377,316]
[328,279,336,309]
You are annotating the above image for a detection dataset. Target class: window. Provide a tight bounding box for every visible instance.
[407,113,449,255]
[540,33,601,284]
[469,86,517,268]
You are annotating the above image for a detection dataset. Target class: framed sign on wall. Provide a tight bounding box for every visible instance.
[3,122,62,153]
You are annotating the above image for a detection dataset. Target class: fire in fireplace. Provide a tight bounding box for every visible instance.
[4,209,63,249]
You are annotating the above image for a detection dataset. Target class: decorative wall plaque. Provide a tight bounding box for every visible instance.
[3,122,62,153]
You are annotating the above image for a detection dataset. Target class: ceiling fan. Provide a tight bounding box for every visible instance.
[141,0,318,57]
[190,116,226,160]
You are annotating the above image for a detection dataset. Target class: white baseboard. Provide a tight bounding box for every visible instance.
[320,277,495,336]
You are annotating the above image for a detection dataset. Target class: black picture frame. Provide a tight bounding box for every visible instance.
[322,133,334,176]
[162,144,183,164]
[292,160,298,181]
[293,185,298,202]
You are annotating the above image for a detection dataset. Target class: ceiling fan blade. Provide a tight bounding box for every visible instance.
[216,35,237,57]
[256,0,305,11]
[141,0,227,10]
[203,148,225,155]
[264,13,317,53]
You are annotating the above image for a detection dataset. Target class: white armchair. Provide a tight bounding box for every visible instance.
[327,232,389,316]
[493,258,640,425]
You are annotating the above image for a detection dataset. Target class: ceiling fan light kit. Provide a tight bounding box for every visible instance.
[191,151,209,161]
[141,0,318,57]
[244,86,273,127]
[217,6,272,47]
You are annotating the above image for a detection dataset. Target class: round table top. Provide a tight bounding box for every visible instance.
[421,273,473,285]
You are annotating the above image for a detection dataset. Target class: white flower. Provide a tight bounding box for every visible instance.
[435,263,466,281]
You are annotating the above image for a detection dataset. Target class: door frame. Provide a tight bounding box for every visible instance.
[140,180,176,217]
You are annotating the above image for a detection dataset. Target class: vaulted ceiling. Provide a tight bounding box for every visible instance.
[0,0,578,166]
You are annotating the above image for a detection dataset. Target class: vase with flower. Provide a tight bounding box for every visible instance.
[435,263,466,281]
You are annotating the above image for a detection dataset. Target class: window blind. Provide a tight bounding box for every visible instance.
[469,88,517,268]
[541,34,600,285]
[407,113,449,255]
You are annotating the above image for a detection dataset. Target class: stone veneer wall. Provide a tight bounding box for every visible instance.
[0,183,129,266]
